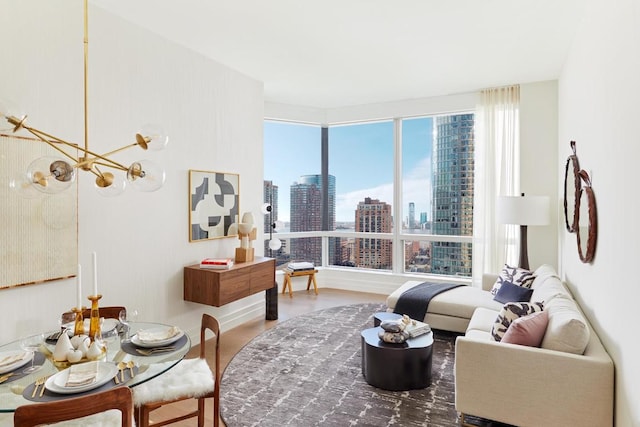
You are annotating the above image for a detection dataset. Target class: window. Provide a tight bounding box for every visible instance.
[264,112,474,277]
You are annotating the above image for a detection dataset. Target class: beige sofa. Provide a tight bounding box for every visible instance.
[387,265,614,427]
[386,275,504,333]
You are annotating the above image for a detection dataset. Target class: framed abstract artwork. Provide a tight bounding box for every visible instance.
[189,170,239,241]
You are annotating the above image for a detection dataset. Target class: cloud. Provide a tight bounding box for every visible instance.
[335,156,432,222]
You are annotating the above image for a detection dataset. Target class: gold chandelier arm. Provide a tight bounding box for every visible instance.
[20,126,80,165]
[19,121,129,172]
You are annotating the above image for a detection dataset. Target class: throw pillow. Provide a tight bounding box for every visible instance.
[491,264,536,296]
[494,281,534,304]
[501,310,549,347]
[491,301,544,341]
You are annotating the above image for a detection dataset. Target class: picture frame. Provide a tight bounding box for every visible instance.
[189,169,239,242]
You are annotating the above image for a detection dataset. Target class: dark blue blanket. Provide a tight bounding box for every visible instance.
[393,282,464,321]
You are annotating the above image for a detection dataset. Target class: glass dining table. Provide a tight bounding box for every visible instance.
[0,321,190,412]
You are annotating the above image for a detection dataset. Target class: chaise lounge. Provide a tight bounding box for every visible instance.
[386,264,614,427]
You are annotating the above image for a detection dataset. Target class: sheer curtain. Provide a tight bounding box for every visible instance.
[472,85,520,287]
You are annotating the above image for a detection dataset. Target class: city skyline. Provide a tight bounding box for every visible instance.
[264,119,434,223]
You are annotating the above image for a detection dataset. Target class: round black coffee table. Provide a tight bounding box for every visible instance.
[361,326,433,391]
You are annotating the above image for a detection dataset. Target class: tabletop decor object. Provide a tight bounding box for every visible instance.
[235,212,256,263]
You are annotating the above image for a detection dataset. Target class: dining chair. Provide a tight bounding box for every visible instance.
[14,385,134,427]
[62,305,127,320]
[133,313,220,427]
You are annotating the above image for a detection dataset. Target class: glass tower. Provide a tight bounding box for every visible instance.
[431,113,475,276]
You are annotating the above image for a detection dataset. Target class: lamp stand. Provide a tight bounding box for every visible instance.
[264,182,278,320]
[519,224,529,271]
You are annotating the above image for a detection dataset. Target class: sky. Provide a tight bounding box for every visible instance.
[264,118,433,223]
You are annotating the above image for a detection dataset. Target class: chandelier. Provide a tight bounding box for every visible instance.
[1,0,168,197]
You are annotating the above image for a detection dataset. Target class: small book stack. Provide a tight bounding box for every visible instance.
[287,262,315,272]
[404,319,431,338]
[200,258,234,269]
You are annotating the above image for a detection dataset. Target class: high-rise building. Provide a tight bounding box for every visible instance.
[408,202,416,229]
[289,174,336,265]
[431,113,474,276]
[355,197,392,269]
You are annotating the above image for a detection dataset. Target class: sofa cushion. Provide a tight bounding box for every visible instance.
[501,310,549,347]
[530,273,570,304]
[491,301,544,341]
[491,264,536,296]
[541,294,590,354]
[494,281,534,304]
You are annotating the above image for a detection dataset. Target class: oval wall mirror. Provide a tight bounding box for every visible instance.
[563,141,580,233]
[576,169,597,263]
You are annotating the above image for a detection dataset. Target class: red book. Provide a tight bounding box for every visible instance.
[201,258,232,265]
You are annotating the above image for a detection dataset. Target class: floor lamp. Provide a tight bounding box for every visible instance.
[497,193,550,270]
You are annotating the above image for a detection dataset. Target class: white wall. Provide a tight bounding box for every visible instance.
[520,81,559,270]
[559,0,639,424]
[0,2,265,344]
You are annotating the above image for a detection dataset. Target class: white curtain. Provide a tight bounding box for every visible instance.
[472,85,520,287]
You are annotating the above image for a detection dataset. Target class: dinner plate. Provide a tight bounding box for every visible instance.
[62,318,119,336]
[0,350,32,374]
[45,362,119,394]
[131,328,184,348]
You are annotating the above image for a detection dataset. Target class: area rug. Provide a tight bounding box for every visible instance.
[221,303,462,427]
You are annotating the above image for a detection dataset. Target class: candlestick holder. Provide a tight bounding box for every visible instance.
[72,307,84,336]
[88,294,102,341]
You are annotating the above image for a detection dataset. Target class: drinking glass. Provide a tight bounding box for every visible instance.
[118,309,138,343]
[20,333,44,374]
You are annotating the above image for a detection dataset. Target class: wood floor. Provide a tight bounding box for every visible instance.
[146,288,387,426]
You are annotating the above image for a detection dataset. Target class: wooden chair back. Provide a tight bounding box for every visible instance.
[136,313,221,427]
[14,386,134,427]
[62,305,127,321]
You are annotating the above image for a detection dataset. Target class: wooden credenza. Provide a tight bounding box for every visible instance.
[183,256,278,320]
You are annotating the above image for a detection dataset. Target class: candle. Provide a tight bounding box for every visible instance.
[92,252,98,296]
[77,264,82,309]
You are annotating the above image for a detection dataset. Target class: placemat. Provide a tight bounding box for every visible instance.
[22,365,138,403]
[0,352,46,384]
[120,335,188,356]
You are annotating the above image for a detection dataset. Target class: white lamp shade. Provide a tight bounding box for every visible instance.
[496,195,550,226]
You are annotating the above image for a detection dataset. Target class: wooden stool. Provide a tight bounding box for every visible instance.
[282,269,318,298]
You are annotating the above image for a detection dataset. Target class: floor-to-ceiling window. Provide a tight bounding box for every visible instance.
[264,111,474,277]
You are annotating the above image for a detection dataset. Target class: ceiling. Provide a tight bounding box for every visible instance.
[93,0,586,110]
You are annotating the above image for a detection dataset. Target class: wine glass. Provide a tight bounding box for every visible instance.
[20,333,44,374]
[118,309,138,343]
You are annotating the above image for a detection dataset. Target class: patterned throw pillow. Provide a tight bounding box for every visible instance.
[491,301,544,341]
[490,264,536,296]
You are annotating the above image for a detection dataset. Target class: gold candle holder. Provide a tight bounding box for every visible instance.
[88,294,102,341]
[72,307,84,336]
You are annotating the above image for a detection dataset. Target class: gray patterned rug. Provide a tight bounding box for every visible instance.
[220,303,463,427]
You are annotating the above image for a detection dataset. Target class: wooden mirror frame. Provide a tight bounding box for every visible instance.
[563,141,580,233]
[576,169,597,263]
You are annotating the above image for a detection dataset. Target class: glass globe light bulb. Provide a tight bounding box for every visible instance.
[27,157,75,194]
[127,159,165,192]
[95,172,126,197]
[136,124,168,151]
[9,172,42,199]
[273,220,285,232]
[269,238,282,251]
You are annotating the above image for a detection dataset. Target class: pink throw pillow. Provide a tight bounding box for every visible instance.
[501,310,549,347]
